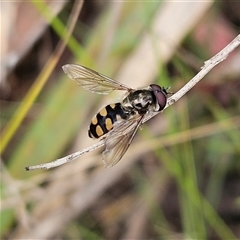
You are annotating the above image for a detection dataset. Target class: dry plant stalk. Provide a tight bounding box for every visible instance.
[0,1,84,153]
[26,34,240,171]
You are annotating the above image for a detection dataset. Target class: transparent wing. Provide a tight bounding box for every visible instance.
[102,115,144,168]
[62,64,132,94]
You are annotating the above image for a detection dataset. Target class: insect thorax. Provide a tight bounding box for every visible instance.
[122,89,156,115]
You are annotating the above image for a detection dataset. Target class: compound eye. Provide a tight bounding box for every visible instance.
[150,84,167,111]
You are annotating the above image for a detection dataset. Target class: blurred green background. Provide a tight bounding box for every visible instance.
[1,1,240,239]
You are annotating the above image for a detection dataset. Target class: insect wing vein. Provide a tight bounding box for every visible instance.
[102,115,143,167]
[62,64,132,94]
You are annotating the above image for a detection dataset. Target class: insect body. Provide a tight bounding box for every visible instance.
[62,64,168,167]
[88,102,128,139]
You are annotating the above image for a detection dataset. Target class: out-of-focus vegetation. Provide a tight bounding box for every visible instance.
[1,1,239,239]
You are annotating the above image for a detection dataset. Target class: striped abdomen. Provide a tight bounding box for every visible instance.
[88,103,128,139]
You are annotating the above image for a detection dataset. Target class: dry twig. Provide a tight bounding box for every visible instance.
[25,34,240,171]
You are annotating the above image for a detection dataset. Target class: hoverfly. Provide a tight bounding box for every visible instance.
[62,64,168,167]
